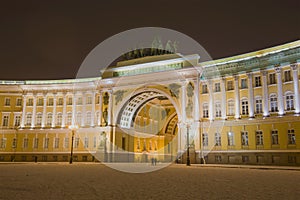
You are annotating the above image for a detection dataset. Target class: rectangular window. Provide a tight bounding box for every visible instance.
[48,98,54,106]
[256,130,263,145]
[58,98,63,105]
[227,81,234,90]
[215,155,222,162]
[4,98,11,106]
[82,156,88,162]
[64,138,69,148]
[215,103,221,117]
[87,96,92,104]
[241,131,249,146]
[54,138,59,148]
[255,76,261,87]
[44,138,49,149]
[202,84,208,94]
[284,70,292,82]
[202,133,208,146]
[2,115,9,127]
[288,129,296,145]
[33,138,39,149]
[23,138,28,149]
[215,83,220,92]
[84,137,89,148]
[241,78,247,89]
[0,138,7,149]
[75,137,80,148]
[16,98,22,106]
[215,133,221,146]
[68,97,72,105]
[241,100,249,115]
[77,97,82,105]
[27,98,33,106]
[12,138,17,148]
[269,73,276,84]
[14,115,21,127]
[203,104,209,118]
[242,156,249,163]
[271,130,279,145]
[228,100,234,116]
[37,98,43,106]
[227,132,234,146]
[288,156,296,163]
[53,156,58,161]
[255,99,263,114]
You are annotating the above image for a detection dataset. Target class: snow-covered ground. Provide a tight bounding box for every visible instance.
[0,163,299,200]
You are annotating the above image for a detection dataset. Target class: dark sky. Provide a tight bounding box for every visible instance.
[0,0,299,80]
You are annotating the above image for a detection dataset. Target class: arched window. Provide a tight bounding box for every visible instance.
[241,98,249,115]
[203,103,209,118]
[47,113,52,126]
[270,94,278,112]
[286,92,294,111]
[26,113,32,126]
[76,112,82,125]
[56,113,62,126]
[255,96,263,114]
[67,112,72,125]
[86,112,92,125]
[227,99,234,116]
[36,113,42,126]
[215,102,221,117]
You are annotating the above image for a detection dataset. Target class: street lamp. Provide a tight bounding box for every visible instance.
[68,125,79,164]
[186,124,191,166]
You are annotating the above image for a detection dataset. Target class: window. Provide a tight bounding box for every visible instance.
[76,112,82,125]
[256,130,263,145]
[33,138,39,149]
[82,156,88,162]
[4,98,10,106]
[27,98,33,106]
[270,94,278,112]
[36,113,42,126]
[58,98,63,105]
[255,76,261,87]
[64,138,69,148]
[215,133,221,146]
[271,130,279,145]
[56,113,62,126]
[93,136,97,148]
[255,98,263,114]
[12,138,17,148]
[96,96,100,104]
[288,129,296,145]
[0,138,7,149]
[67,113,72,125]
[53,156,58,161]
[215,155,222,162]
[202,133,208,146]
[284,70,292,82]
[288,156,296,163]
[47,113,52,126]
[54,138,59,148]
[215,83,221,92]
[44,138,49,149]
[227,81,233,90]
[16,98,22,106]
[75,138,80,148]
[26,114,32,126]
[241,99,249,115]
[242,156,249,163]
[86,112,92,125]
[68,97,72,105]
[77,97,82,105]
[202,84,208,94]
[37,98,43,106]
[241,131,248,146]
[2,115,9,127]
[84,137,89,148]
[48,98,54,106]
[269,73,276,84]
[14,115,21,127]
[286,93,294,111]
[23,138,28,149]
[241,78,247,89]
[87,96,92,104]
[203,103,209,118]
[228,100,234,116]
[227,132,234,146]
[215,102,221,117]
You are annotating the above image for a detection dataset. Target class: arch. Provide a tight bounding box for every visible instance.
[162,112,178,134]
[113,87,181,127]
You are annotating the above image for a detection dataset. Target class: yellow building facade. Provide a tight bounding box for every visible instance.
[0,40,300,166]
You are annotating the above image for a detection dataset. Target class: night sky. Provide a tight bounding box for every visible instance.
[0,0,299,80]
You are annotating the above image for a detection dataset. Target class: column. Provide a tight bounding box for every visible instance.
[98,92,103,126]
[91,91,96,127]
[31,94,37,128]
[51,93,57,128]
[20,94,27,128]
[181,82,187,123]
[81,92,86,126]
[107,90,113,126]
[207,80,214,121]
[234,75,240,119]
[61,93,67,128]
[193,78,200,150]
[261,70,269,117]
[247,72,254,118]
[291,63,300,114]
[220,77,227,119]
[275,66,284,115]
[41,93,47,128]
[72,92,76,126]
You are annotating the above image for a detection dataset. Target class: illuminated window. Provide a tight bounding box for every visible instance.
[227,100,234,116]
[255,97,263,114]
[241,131,248,146]
[284,70,292,82]
[286,93,294,111]
[241,99,249,115]
[2,115,9,127]
[203,103,209,118]
[269,73,276,84]
[254,76,261,87]
[215,133,221,146]
[256,130,263,145]
[227,81,234,90]
[271,130,279,145]
[4,98,10,106]
[288,129,296,145]
[14,115,21,127]
[270,94,278,112]
[202,133,208,146]
[227,132,234,146]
